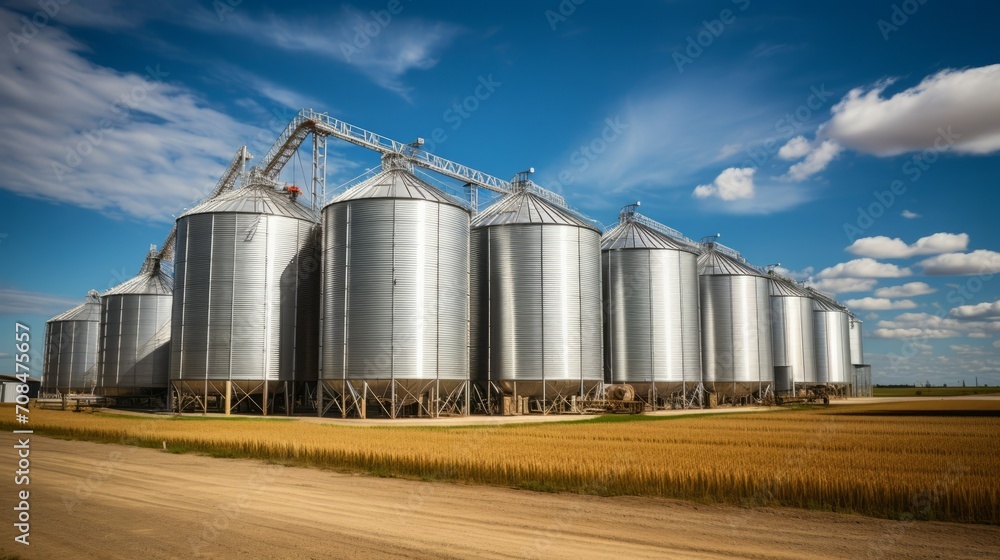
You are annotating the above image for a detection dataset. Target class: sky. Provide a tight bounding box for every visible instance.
[1,0,998,386]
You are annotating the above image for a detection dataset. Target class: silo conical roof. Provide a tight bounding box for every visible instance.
[601,220,698,252]
[697,246,766,277]
[330,165,469,209]
[103,251,173,296]
[180,182,318,222]
[48,290,102,322]
[472,191,599,231]
[769,274,811,297]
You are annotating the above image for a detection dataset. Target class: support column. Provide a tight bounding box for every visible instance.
[224,380,232,416]
[262,380,268,417]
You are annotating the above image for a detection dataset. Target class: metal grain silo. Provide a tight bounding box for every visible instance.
[470,182,603,413]
[768,274,817,393]
[698,242,774,402]
[849,315,864,366]
[170,176,320,414]
[810,291,852,388]
[97,248,172,401]
[320,153,471,418]
[43,290,102,395]
[602,205,701,408]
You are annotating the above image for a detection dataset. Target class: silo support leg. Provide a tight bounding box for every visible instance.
[224,381,232,416]
[262,380,268,417]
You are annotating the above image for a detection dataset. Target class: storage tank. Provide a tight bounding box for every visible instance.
[698,241,774,401]
[170,175,320,413]
[602,205,701,407]
[768,273,817,393]
[470,180,603,412]
[810,291,852,387]
[320,153,471,418]
[849,315,864,365]
[42,290,102,394]
[97,247,172,400]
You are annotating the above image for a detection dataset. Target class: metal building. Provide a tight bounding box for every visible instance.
[170,175,321,414]
[602,205,702,408]
[97,247,172,403]
[810,291,853,391]
[319,153,471,418]
[470,178,604,414]
[848,314,871,397]
[698,241,774,403]
[768,273,817,394]
[42,290,102,395]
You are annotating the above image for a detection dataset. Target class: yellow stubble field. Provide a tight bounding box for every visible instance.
[5,398,997,524]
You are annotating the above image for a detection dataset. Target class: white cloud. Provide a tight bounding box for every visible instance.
[949,301,1000,320]
[822,65,1000,156]
[816,258,912,279]
[844,297,918,311]
[994,340,1000,348]
[874,282,937,298]
[215,7,461,98]
[901,210,921,219]
[693,167,756,201]
[784,140,842,180]
[716,143,743,159]
[0,288,85,317]
[777,136,811,159]
[873,328,960,339]
[845,233,969,258]
[773,266,813,281]
[920,250,1000,276]
[805,278,878,294]
[968,333,992,339]
[0,9,264,222]
[876,312,1000,338]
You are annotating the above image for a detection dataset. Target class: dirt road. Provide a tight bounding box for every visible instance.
[2,436,997,559]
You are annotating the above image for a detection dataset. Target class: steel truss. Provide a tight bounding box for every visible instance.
[317,379,470,419]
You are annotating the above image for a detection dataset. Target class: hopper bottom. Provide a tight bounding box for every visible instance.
[318,378,470,419]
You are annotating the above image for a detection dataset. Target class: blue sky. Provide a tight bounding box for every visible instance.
[1,0,998,385]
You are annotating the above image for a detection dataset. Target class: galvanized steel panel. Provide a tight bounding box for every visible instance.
[603,241,701,384]
[849,317,864,365]
[98,293,171,393]
[321,194,470,382]
[171,190,320,386]
[769,289,817,384]
[814,308,852,384]
[43,293,102,393]
[699,274,774,384]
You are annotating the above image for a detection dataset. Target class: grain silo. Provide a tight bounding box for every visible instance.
[319,153,471,418]
[602,204,701,408]
[42,290,102,395]
[768,273,817,394]
[470,179,603,414]
[97,247,172,403]
[170,174,320,414]
[698,240,774,403]
[848,314,871,397]
[810,290,852,392]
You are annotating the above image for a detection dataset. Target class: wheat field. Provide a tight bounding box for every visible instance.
[6,399,998,524]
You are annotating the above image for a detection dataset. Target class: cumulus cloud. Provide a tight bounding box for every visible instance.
[901,210,921,219]
[949,301,1000,320]
[873,328,960,339]
[968,333,992,339]
[805,278,878,294]
[693,167,755,201]
[822,65,1000,156]
[874,282,937,298]
[876,312,1000,339]
[844,297,918,311]
[846,233,969,258]
[0,8,264,222]
[773,266,813,281]
[815,258,912,279]
[919,250,1000,276]
[784,140,842,180]
[777,136,811,159]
